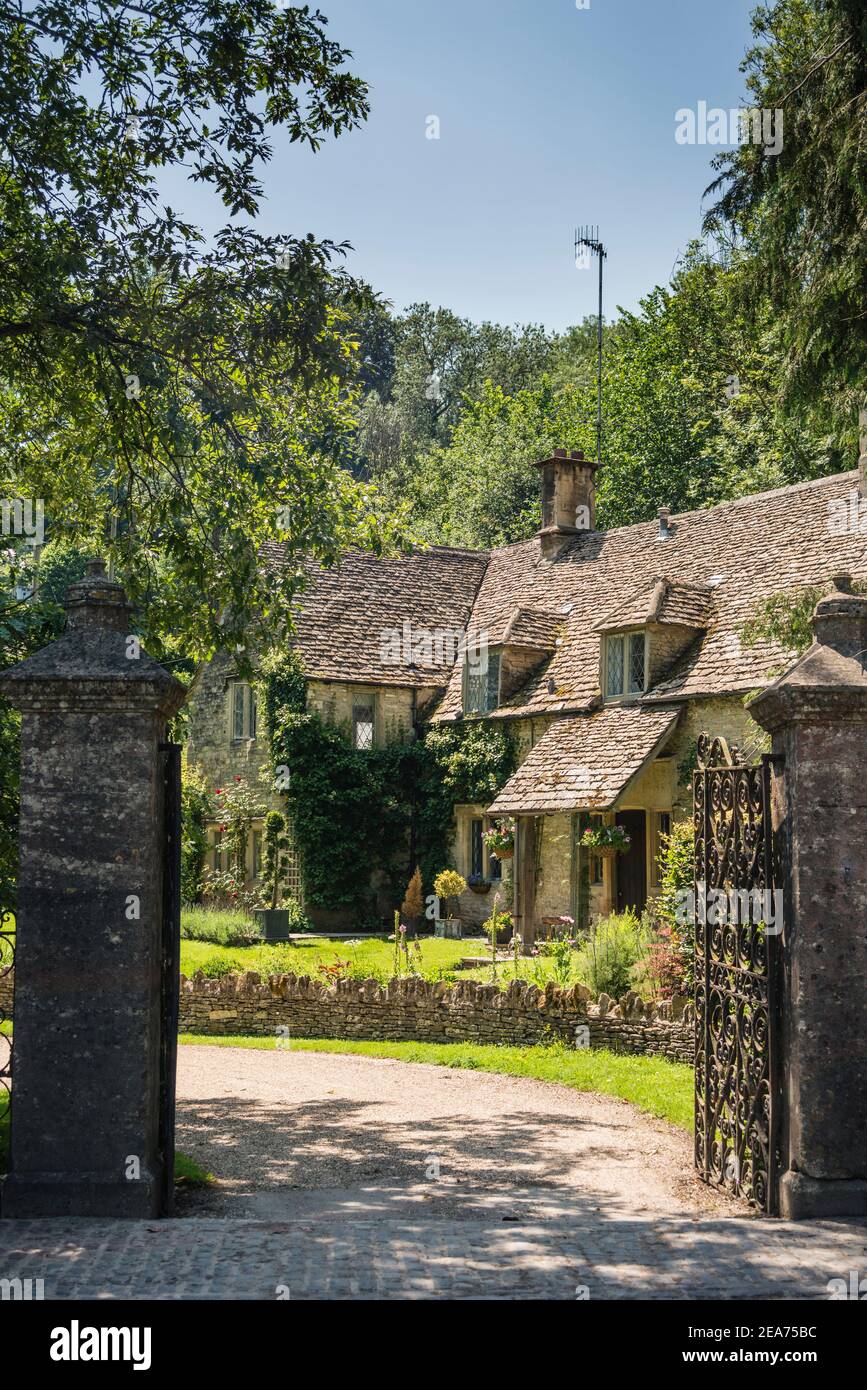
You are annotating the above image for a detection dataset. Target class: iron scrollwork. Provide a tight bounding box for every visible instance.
[0,903,13,1122]
[694,733,780,1213]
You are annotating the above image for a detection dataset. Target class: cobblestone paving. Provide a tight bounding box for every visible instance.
[1,1201,866,1300]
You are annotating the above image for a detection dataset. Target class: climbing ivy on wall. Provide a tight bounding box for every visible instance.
[414,721,518,890]
[263,652,518,921]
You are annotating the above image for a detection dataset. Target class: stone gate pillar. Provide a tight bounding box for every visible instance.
[0,560,186,1217]
[749,574,867,1219]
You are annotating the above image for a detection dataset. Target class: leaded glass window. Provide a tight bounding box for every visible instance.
[605,633,646,699]
[605,636,624,698]
[231,681,257,740]
[353,704,375,750]
[628,633,646,693]
[464,647,501,713]
[232,682,245,739]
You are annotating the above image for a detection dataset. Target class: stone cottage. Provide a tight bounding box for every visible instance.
[186,450,867,939]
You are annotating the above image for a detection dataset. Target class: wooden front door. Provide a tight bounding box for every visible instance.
[615,810,647,913]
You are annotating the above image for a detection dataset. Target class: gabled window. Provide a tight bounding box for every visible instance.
[463,646,501,714]
[353,703,375,751]
[604,632,646,700]
[230,681,257,741]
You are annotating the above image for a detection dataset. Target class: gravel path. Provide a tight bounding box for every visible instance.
[6,1048,865,1299]
[176,1045,737,1221]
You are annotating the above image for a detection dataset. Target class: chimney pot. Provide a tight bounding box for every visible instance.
[657,507,672,540]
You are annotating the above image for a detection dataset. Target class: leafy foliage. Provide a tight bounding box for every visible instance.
[704,0,867,430]
[261,810,291,912]
[649,821,696,995]
[741,585,825,657]
[572,912,647,999]
[180,761,213,906]
[415,721,519,889]
[0,0,403,667]
[267,706,517,919]
[377,243,843,547]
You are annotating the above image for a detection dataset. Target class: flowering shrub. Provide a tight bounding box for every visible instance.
[181,763,213,905]
[648,820,695,994]
[200,868,260,915]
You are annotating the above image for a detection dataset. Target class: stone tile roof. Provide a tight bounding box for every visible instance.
[594,578,714,633]
[264,470,867,706]
[485,606,563,650]
[487,705,682,814]
[271,545,488,688]
[434,470,867,720]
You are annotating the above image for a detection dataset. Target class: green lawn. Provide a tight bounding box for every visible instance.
[178,1034,694,1130]
[179,933,568,990]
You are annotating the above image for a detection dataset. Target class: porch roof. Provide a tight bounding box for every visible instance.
[487,704,683,815]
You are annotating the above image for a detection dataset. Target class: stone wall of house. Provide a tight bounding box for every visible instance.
[667,696,769,818]
[306,679,421,746]
[174,971,694,1062]
[186,652,272,799]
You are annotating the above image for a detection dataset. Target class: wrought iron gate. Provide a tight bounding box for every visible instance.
[158,742,182,1217]
[693,734,783,1214]
[0,901,13,1132]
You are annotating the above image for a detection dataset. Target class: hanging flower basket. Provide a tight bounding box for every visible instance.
[483,821,515,860]
[580,825,631,857]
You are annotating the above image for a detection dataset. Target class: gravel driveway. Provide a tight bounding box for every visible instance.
[176,1045,738,1221]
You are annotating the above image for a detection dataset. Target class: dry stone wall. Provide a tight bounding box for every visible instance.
[0,968,693,1062]
[178,971,694,1063]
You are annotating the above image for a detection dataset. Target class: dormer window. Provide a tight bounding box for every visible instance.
[463,645,501,714]
[604,632,646,700]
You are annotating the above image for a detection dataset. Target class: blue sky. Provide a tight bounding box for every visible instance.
[175,0,759,330]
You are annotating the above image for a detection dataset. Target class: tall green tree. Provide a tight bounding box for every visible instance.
[0,0,402,665]
[704,0,867,437]
[354,303,554,484]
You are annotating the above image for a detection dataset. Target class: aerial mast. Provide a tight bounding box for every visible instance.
[574,226,607,465]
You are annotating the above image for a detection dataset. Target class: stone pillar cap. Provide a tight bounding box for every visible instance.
[65,557,133,633]
[0,561,187,717]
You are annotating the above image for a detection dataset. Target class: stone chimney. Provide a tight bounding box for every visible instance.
[535,449,599,559]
